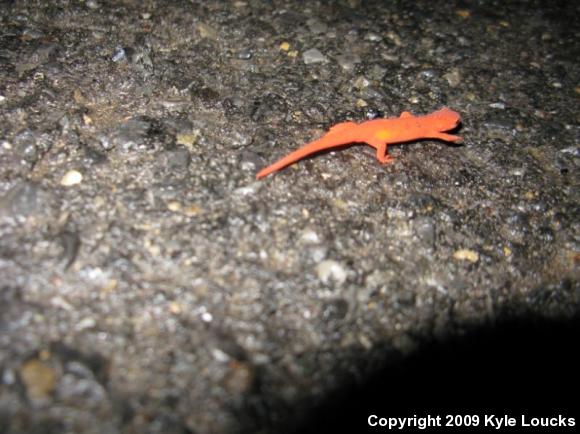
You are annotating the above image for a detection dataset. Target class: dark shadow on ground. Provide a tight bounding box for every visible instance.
[286,315,580,434]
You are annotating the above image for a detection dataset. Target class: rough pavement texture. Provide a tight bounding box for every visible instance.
[0,1,578,433]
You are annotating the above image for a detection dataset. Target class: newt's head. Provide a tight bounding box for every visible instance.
[431,108,461,132]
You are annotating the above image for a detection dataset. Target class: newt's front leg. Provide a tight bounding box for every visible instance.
[432,132,462,143]
[377,147,394,164]
[371,141,394,164]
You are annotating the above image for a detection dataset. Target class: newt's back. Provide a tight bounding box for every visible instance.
[355,108,461,144]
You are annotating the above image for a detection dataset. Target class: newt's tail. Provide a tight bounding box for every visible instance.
[256,124,358,179]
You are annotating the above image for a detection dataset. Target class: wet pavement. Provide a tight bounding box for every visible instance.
[0,1,578,433]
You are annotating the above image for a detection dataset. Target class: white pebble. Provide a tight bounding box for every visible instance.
[60,170,83,186]
[489,102,506,109]
[300,229,320,244]
[303,48,328,64]
[316,260,347,285]
[211,348,230,363]
[335,53,361,71]
[76,317,96,331]
[365,32,382,42]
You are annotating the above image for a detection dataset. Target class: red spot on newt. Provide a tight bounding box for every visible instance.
[256,107,462,179]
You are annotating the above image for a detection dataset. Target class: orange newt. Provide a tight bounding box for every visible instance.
[256,107,462,179]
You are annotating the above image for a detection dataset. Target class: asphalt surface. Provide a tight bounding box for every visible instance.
[0,1,578,433]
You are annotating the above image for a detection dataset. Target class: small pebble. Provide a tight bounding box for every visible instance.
[485,124,514,142]
[61,170,83,186]
[223,361,254,394]
[237,49,252,60]
[322,298,349,320]
[414,216,436,246]
[306,18,328,34]
[369,64,387,80]
[335,53,361,71]
[0,182,44,221]
[420,69,437,80]
[354,76,370,89]
[75,317,97,331]
[300,229,320,244]
[456,9,471,19]
[559,146,579,156]
[386,31,402,46]
[443,69,462,87]
[365,32,382,42]
[111,46,126,62]
[316,260,347,285]
[308,246,327,262]
[2,368,15,385]
[176,131,200,147]
[19,359,57,401]
[197,22,218,40]
[211,348,231,363]
[303,48,328,64]
[489,102,506,109]
[453,249,479,263]
[22,28,44,39]
[167,201,182,212]
[365,107,381,119]
[169,302,182,314]
[111,118,151,149]
[13,130,40,163]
